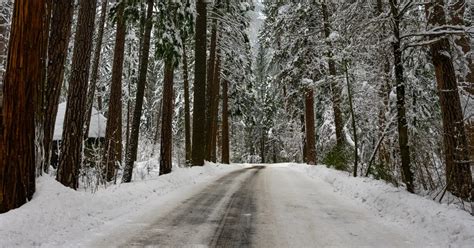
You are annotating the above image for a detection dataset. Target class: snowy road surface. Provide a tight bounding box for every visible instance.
[90,165,436,247]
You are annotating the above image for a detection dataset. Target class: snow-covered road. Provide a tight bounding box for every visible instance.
[89,165,438,247]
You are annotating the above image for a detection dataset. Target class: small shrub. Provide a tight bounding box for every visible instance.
[322,145,351,171]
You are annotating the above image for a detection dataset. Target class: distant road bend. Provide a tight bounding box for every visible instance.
[93,165,429,247]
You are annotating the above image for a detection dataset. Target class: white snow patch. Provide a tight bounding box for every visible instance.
[53,102,106,140]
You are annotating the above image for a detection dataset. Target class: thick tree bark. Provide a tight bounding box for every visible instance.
[43,0,74,174]
[103,2,126,181]
[57,0,97,189]
[209,49,221,162]
[122,0,153,183]
[390,0,414,193]
[0,0,48,213]
[221,79,230,164]
[205,19,218,162]
[154,98,162,145]
[84,0,109,137]
[426,0,472,199]
[191,0,207,166]
[183,42,192,164]
[160,59,174,175]
[304,87,316,165]
[322,1,344,147]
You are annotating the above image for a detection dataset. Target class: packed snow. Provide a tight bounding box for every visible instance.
[289,163,474,247]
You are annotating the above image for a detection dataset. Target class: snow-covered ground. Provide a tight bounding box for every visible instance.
[0,163,243,247]
[1,163,473,247]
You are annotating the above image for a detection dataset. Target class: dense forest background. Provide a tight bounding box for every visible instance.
[0,0,473,214]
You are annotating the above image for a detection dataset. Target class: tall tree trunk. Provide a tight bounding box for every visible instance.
[191,0,207,166]
[57,0,97,189]
[123,0,153,183]
[0,0,48,213]
[205,19,218,161]
[183,41,192,164]
[426,0,472,199]
[104,2,126,181]
[43,0,74,174]
[160,59,174,175]
[154,98,162,146]
[304,87,316,165]
[221,79,230,164]
[209,49,221,162]
[322,1,344,147]
[84,0,109,137]
[390,0,414,193]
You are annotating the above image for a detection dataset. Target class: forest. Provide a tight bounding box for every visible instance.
[0,0,473,227]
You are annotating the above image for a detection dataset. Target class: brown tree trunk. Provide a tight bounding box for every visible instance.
[183,41,192,164]
[221,79,230,164]
[122,0,153,183]
[43,0,74,174]
[205,19,218,162]
[154,98,162,145]
[0,0,48,213]
[0,1,10,73]
[104,2,126,181]
[304,87,317,165]
[322,1,344,147]
[84,0,108,137]
[57,0,97,189]
[191,0,207,166]
[160,59,174,175]
[209,49,221,162]
[390,0,414,193]
[426,0,472,199]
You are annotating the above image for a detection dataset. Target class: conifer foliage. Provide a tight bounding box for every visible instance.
[0,0,473,214]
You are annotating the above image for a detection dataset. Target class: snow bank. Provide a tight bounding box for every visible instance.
[0,163,242,247]
[290,164,474,247]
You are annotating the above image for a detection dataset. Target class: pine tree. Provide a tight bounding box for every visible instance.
[191,0,208,166]
[425,0,472,199]
[43,0,74,174]
[0,0,49,213]
[304,87,316,165]
[123,0,154,183]
[84,0,109,138]
[57,0,97,189]
[389,0,414,193]
[104,1,127,181]
[322,1,344,148]
[221,79,230,164]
